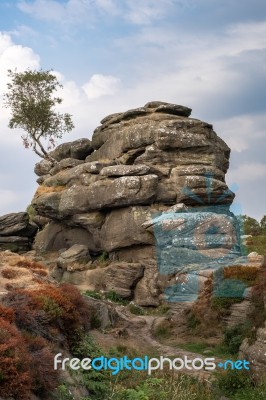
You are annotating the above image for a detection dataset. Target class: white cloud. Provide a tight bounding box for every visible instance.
[0,32,40,91]
[8,24,37,39]
[18,0,179,26]
[18,0,66,22]
[95,0,120,16]
[215,114,266,153]
[18,0,100,25]
[125,0,176,25]
[0,32,40,126]
[82,74,120,100]
[228,163,266,183]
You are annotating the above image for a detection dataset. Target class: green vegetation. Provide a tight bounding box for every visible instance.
[176,342,233,359]
[128,303,145,316]
[54,334,266,400]
[109,374,213,400]
[83,289,129,305]
[223,323,253,355]
[106,291,129,305]
[246,235,266,256]
[153,319,172,339]
[98,251,109,263]
[84,290,102,300]
[211,296,243,320]
[249,270,266,330]
[0,283,90,399]
[186,312,201,330]
[242,215,262,236]
[211,297,243,310]
[214,369,266,399]
[26,204,37,222]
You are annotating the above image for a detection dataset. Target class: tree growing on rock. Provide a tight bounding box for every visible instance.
[3,69,74,162]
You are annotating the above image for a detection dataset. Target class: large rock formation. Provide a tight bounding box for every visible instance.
[31,101,240,304]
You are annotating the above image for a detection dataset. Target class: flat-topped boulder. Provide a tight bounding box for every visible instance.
[0,212,37,252]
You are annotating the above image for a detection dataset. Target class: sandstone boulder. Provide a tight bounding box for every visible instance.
[50,138,93,161]
[58,175,158,215]
[33,221,98,253]
[31,102,242,306]
[0,212,37,237]
[100,206,154,252]
[57,244,91,272]
[240,323,266,382]
[104,262,144,298]
[0,212,38,252]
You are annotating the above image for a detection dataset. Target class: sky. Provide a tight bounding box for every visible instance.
[0,0,265,221]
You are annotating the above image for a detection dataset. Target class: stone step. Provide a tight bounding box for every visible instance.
[225,300,252,328]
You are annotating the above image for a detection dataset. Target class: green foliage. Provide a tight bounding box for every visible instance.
[231,381,266,400]
[111,374,213,400]
[26,204,37,222]
[176,342,232,359]
[153,320,172,339]
[106,291,129,305]
[84,290,102,300]
[128,303,145,316]
[242,215,261,236]
[98,251,109,263]
[90,312,102,330]
[260,215,266,234]
[3,69,74,160]
[54,384,74,400]
[84,289,129,306]
[145,304,170,316]
[38,295,62,319]
[223,323,252,355]
[246,235,266,256]
[71,334,111,399]
[249,271,266,329]
[0,243,19,253]
[211,296,243,314]
[186,312,200,330]
[215,369,253,396]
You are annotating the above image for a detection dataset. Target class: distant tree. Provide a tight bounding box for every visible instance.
[242,215,261,236]
[260,215,266,234]
[3,69,74,162]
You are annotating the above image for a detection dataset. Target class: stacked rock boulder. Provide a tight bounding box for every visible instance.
[31,101,238,305]
[0,212,37,252]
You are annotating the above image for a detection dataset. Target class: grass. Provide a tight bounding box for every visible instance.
[83,290,102,300]
[105,291,129,305]
[211,296,243,316]
[153,320,172,339]
[83,290,129,305]
[246,235,266,256]
[175,342,233,359]
[128,303,145,315]
[145,304,171,316]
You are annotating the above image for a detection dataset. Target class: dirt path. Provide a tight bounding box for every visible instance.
[90,301,224,379]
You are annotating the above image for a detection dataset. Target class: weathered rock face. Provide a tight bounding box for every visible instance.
[240,323,266,382]
[0,212,37,252]
[31,102,237,304]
